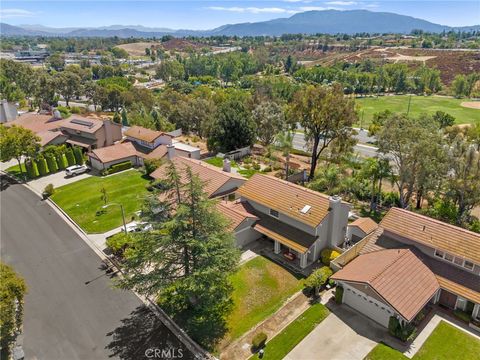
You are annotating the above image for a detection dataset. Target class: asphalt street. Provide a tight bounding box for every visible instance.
[0,175,192,360]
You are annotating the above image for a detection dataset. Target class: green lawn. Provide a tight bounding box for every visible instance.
[50,169,150,233]
[204,157,237,168]
[5,163,26,179]
[250,302,330,360]
[355,96,480,127]
[365,321,480,360]
[226,256,305,343]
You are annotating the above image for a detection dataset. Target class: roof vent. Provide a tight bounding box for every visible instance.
[300,205,311,214]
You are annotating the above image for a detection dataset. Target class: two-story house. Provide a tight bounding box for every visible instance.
[331,208,480,328]
[59,116,122,150]
[222,174,351,269]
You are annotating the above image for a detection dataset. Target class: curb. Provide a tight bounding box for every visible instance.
[1,171,214,360]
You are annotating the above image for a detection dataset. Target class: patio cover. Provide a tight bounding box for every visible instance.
[253,213,317,254]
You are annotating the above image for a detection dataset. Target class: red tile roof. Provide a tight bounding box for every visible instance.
[350,217,378,235]
[7,113,62,133]
[380,207,480,264]
[237,174,334,228]
[217,201,258,231]
[150,157,245,197]
[89,142,137,163]
[332,249,439,321]
[124,126,170,143]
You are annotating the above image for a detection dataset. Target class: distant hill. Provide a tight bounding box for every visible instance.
[2,10,479,38]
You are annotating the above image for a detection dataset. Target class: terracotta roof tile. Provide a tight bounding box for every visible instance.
[217,201,258,231]
[7,113,62,133]
[124,126,169,143]
[380,207,480,264]
[150,157,245,198]
[89,142,137,163]
[350,217,378,235]
[60,116,105,133]
[237,174,335,228]
[332,249,439,321]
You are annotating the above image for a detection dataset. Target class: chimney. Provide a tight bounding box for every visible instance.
[103,119,114,146]
[53,109,62,120]
[327,195,348,248]
[223,158,231,173]
[167,144,175,160]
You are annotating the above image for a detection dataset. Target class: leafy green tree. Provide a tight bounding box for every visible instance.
[0,262,27,360]
[0,125,40,177]
[252,101,285,146]
[46,53,65,71]
[377,114,447,208]
[208,97,256,152]
[433,111,455,128]
[156,60,185,82]
[305,266,333,297]
[288,84,358,179]
[55,71,82,107]
[276,131,293,179]
[444,136,480,224]
[452,74,467,98]
[359,158,391,212]
[119,165,240,348]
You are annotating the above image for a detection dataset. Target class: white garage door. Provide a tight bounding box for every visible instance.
[343,285,392,327]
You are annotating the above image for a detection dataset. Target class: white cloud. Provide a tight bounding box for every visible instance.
[0,8,37,19]
[325,1,357,5]
[208,7,298,14]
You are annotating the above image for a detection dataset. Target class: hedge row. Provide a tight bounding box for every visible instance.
[24,147,83,179]
[101,161,132,176]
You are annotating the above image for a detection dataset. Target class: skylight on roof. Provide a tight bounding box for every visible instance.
[300,205,311,214]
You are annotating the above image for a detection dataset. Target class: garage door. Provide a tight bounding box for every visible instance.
[343,285,392,327]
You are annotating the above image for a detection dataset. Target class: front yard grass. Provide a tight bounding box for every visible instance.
[250,302,330,360]
[225,256,305,343]
[50,169,150,233]
[365,321,480,360]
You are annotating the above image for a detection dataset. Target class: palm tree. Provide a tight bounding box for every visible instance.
[276,131,293,180]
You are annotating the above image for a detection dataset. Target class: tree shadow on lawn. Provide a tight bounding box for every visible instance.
[105,305,195,360]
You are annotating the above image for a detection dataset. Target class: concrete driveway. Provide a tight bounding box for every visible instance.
[27,170,94,193]
[285,304,387,360]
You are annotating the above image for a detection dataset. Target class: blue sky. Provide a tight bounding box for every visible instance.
[1,1,479,29]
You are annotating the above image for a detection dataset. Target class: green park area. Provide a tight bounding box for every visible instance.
[355,96,480,127]
[50,169,150,233]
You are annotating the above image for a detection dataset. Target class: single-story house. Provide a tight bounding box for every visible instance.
[222,174,351,268]
[331,207,480,328]
[88,142,141,170]
[150,156,246,199]
[172,140,201,160]
[347,217,378,243]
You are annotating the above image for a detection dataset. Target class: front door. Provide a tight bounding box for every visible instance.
[438,289,457,309]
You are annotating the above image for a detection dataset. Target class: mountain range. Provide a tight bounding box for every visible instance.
[2,10,479,38]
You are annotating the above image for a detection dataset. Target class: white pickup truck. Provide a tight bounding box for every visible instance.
[65,165,90,177]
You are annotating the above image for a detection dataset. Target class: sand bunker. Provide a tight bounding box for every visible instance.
[461,101,480,110]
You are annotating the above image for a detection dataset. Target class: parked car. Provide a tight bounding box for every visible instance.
[65,165,90,177]
[126,222,152,233]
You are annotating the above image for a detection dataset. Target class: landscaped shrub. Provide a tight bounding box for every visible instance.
[262,166,272,173]
[25,160,39,178]
[45,154,58,173]
[103,161,132,176]
[65,148,76,166]
[73,147,84,165]
[305,266,333,296]
[43,184,55,197]
[252,162,261,170]
[251,332,267,350]
[388,316,416,342]
[56,153,68,170]
[106,232,133,257]
[321,248,341,265]
[144,158,162,175]
[36,157,49,176]
[335,286,344,304]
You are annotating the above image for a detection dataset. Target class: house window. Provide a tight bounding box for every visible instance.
[464,261,474,271]
[434,250,444,258]
[269,209,279,218]
[454,257,463,266]
[444,253,454,262]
